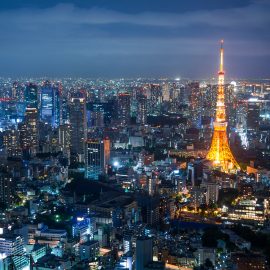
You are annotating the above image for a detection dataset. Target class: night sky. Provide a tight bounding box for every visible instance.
[0,0,269,78]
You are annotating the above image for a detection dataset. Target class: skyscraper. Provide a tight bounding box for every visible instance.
[118,93,131,127]
[247,102,260,132]
[137,94,147,125]
[69,92,87,159]
[135,237,153,270]
[40,81,61,127]
[85,138,110,180]
[58,124,71,158]
[2,129,21,158]
[0,235,28,270]
[0,167,13,206]
[25,82,38,109]
[148,84,162,114]
[188,81,202,127]
[19,107,39,155]
[206,41,240,172]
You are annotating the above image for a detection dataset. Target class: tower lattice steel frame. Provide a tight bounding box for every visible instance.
[206,41,240,172]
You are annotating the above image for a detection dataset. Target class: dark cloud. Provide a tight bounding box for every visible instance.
[0,0,269,78]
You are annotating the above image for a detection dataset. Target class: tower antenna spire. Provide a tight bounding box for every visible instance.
[219,39,224,73]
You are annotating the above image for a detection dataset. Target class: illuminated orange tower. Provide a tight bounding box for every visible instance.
[206,40,240,172]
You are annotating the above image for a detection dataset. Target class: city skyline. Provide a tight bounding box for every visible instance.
[0,2,270,269]
[0,0,270,78]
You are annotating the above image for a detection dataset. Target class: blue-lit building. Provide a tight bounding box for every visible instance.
[87,102,115,127]
[25,82,38,109]
[85,138,110,180]
[72,215,96,243]
[40,81,61,127]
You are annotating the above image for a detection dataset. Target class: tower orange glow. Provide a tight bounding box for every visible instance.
[206,41,240,172]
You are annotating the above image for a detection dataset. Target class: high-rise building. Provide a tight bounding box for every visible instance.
[118,93,131,127]
[85,138,110,180]
[25,82,38,109]
[135,237,153,270]
[137,195,160,226]
[58,124,71,158]
[205,182,219,205]
[0,167,13,206]
[206,41,240,172]
[187,161,203,186]
[247,101,261,148]
[79,240,99,261]
[137,94,147,125]
[40,81,61,127]
[188,82,202,127]
[103,137,110,168]
[72,215,96,243]
[69,93,87,159]
[148,84,162,114]
[2,129,21,158]
[162,82,170,102]
[0,234,28,270]
[19,107,39,155]
[87,102,115,126]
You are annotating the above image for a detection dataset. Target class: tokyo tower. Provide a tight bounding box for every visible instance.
[206,40,240,172]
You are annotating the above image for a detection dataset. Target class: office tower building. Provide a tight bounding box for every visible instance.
[79,240,99,261]
[188,81,202,127]
[2,129,21,158]
[189,186,206,212]
[58,124,71,157]
[162,82,170,101]
[40,81,61,127]
[0,167,13,206]
[169,82,181,113]
[118,93,131,127]
[0,235,28,270]
[103,137,110,168]
[19,108,39,155]
[247,101,260,147]
[12,82,18,100]
[148,84,162,114]
[25,82,38,109]
[236,102,248,148]
[201,84,217,118]
[135,237,153,270]
[11,82,25,101]
[206,41,240,172]
[137,195,160,226]
[87,102,114,126]
[87,102,105,128]
[91,111,104,127]
[72,216,96,243]
[225,84,237,127]
[147,176,156,196]
[85,138,110,180]
[187,161,203,186]
[205,182,219,205]
[137,94,147,125]
[69,93,87,159]
[61,97,69,124]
